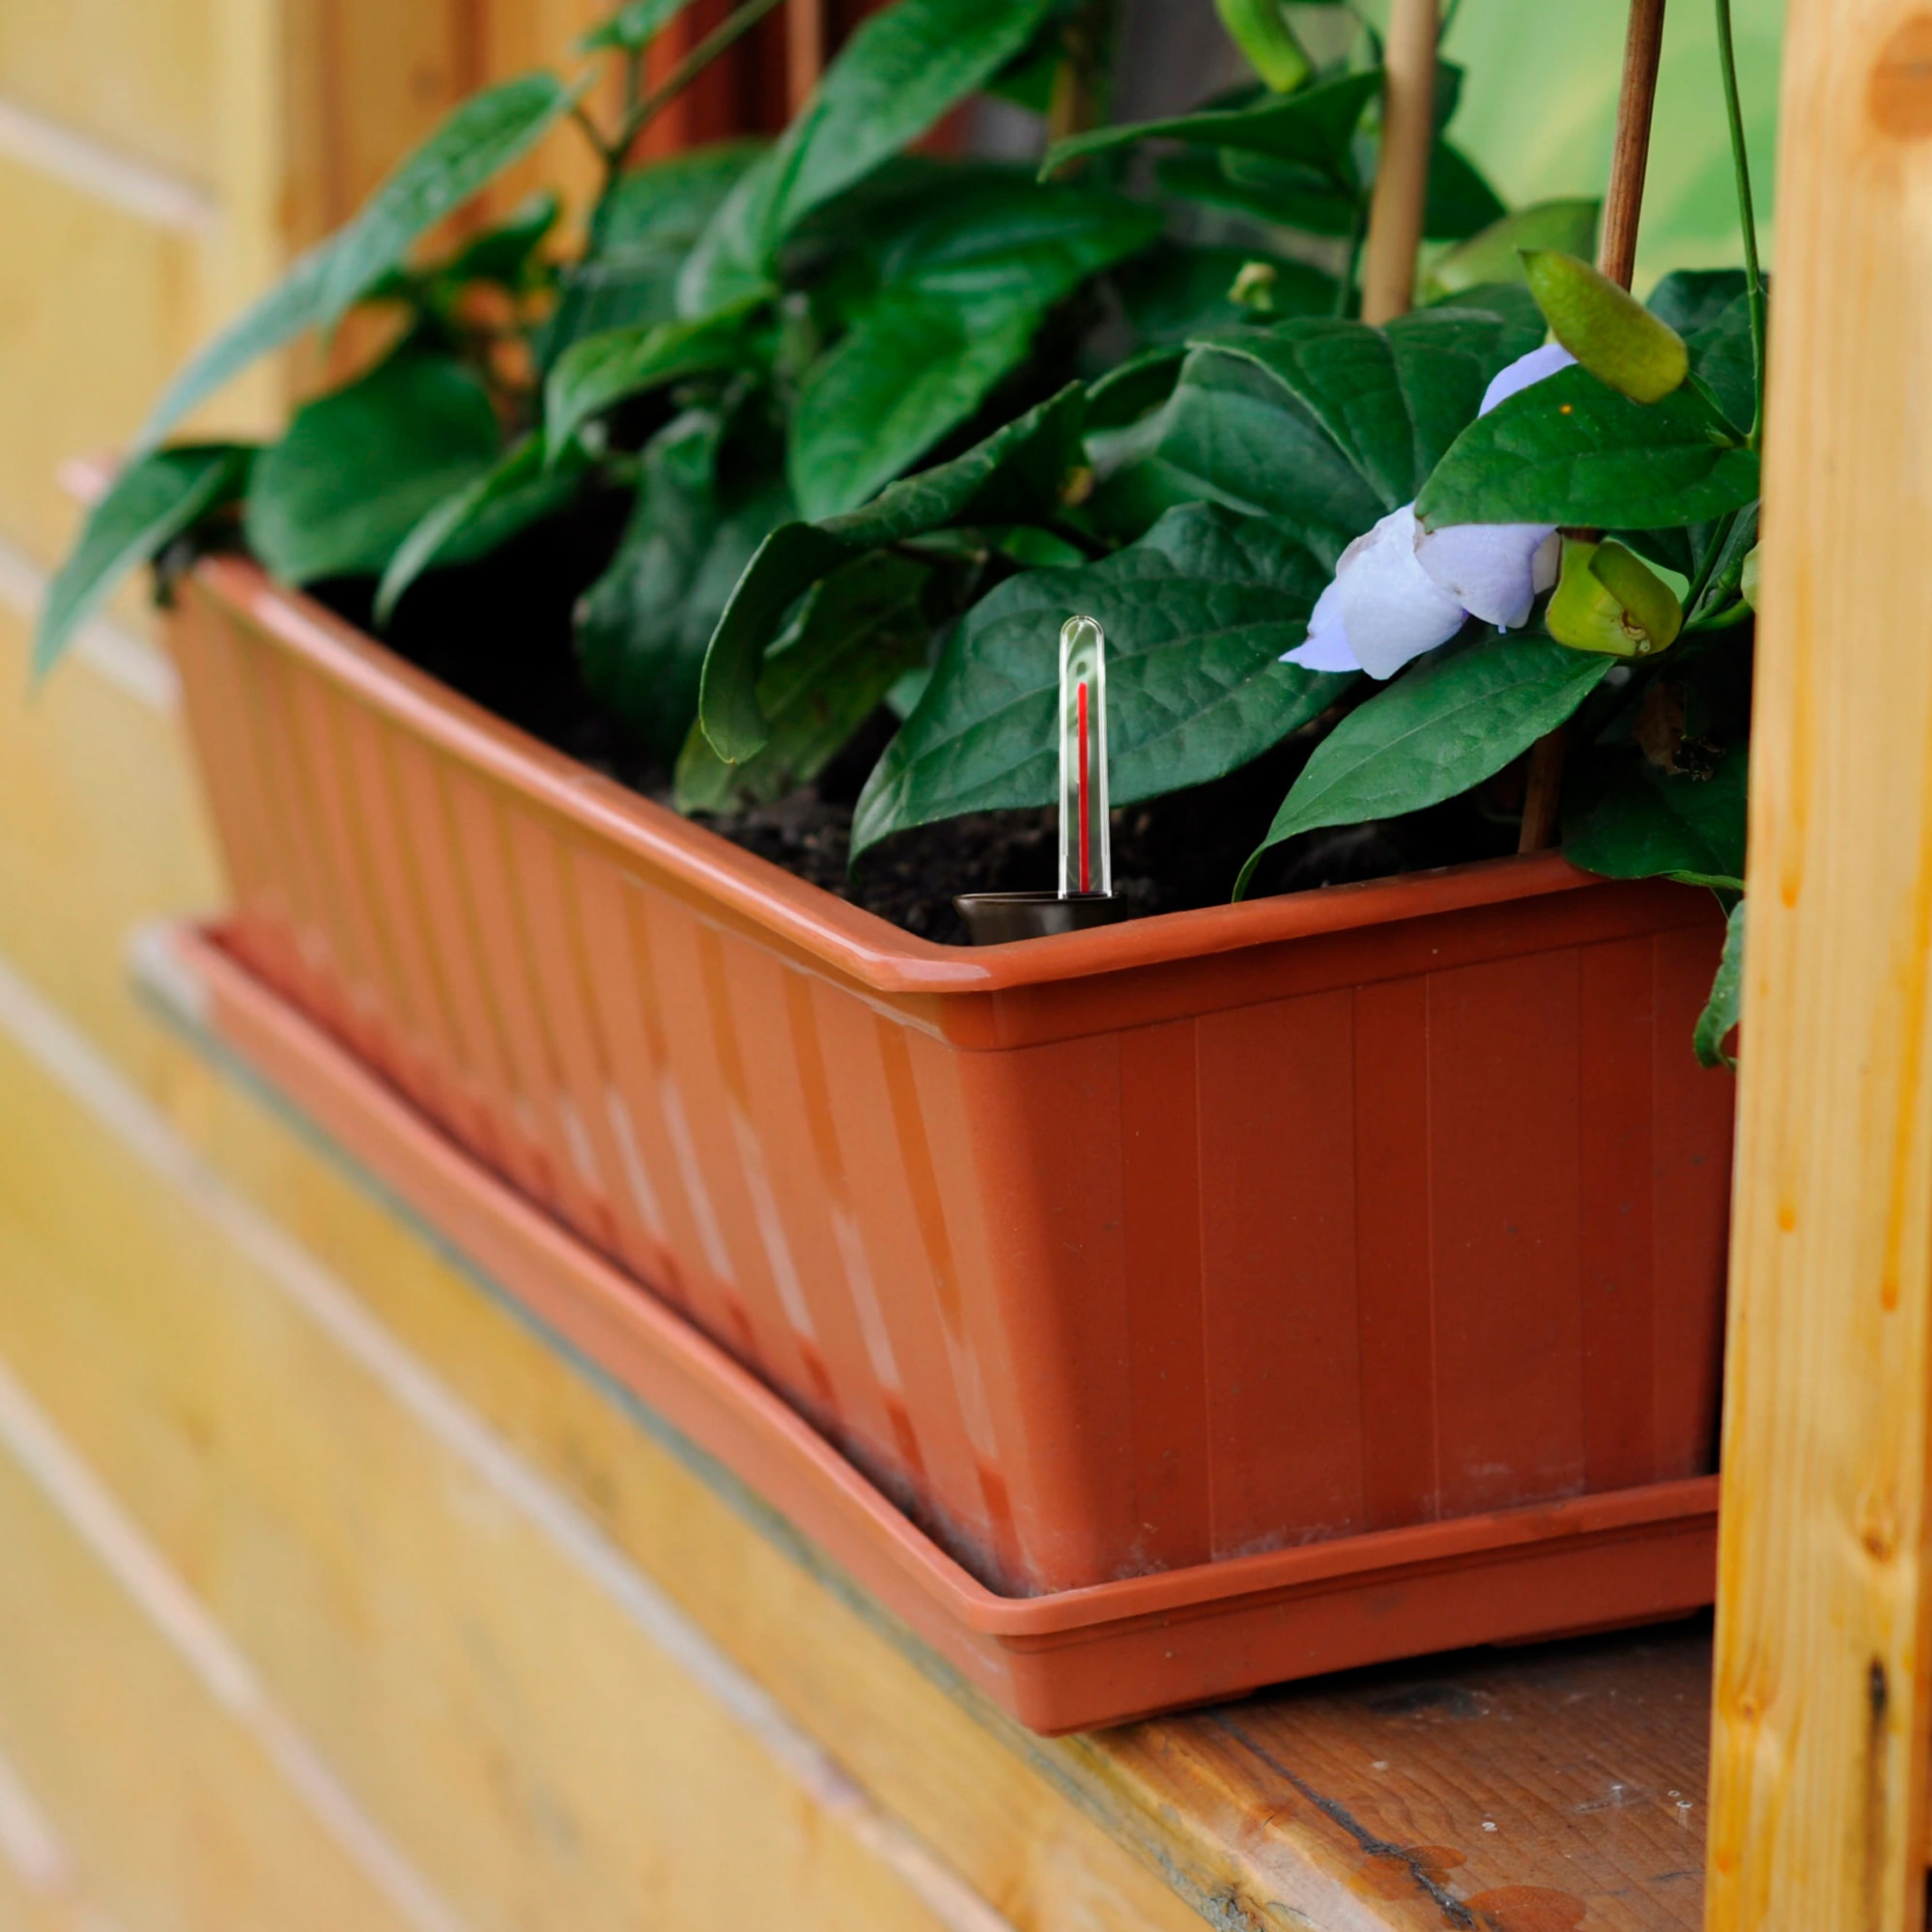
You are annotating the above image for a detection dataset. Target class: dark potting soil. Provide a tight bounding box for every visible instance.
[308,511,1522,948]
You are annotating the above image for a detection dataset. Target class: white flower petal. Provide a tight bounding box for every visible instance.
[1531,528,1561,594]
[1285,627,1361,672]
[1415,521,1558,631]
[1479,342,1577,416]
[1333,504,1467,679]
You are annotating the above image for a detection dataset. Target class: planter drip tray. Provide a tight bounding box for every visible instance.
[142,921,1719,1734]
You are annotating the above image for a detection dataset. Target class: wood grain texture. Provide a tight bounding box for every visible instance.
[1705,2,1932,1927]
[0,1380,424,1932]
[0,0,218,185]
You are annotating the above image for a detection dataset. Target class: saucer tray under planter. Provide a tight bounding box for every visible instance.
[159,558,1736,1717]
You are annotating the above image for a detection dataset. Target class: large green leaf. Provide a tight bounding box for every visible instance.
[698,384,1084,762]
[1113,242,1336,345]
[1156,148,1358,238]
[374,434,587,624]
[544,298,765,453]
[542,142,765,361]
[1564,746,1747,885]
[244,353,501,584]
[1236,637,1611,894]
[577,412,792,761]
[1424,198,1599,300]
[1157,292,1544,556]
[34,444,252,679]
[1646,269,1750,336]
[136,72,578,451]
[788,184,1158,518]
[1423,140,1506,242]
[674,552,933,810]
[1687,293,1757,438]
[680,0,1057,310]
[852,503,1348,855]
[1040,66,1381,182]
[791,298,1038,524]
[1415,363,1762,532]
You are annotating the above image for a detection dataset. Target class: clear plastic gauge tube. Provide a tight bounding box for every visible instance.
[1058,614,1110,897]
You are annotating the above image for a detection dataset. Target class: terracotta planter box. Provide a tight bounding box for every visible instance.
[167,558,1735,1612]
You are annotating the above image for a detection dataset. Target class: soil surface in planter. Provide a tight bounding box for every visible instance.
[300,516,1522,946]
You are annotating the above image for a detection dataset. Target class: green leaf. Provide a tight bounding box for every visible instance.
[374,434,586,624]
[244,353,501,584]
[544,298,764,453]
[1040,65,1381,182]
[135,72,578,451]
[1157,148,1359,238]
[578,0,701,51]
[1687,293,1757,438]
[1423,141,1506,243]
[1694,896,1745,1068]
[1415,364,1761,533]
[699,383,1084,762]
[578,412,792,761]
[436,189,561,289]
[674,551,933,810]
[34,444,251,679]
[1564,746,1747,884]
[1113,241,1336,345]
[852,503,1348,854]
[542,141,765,363]
[1646,269,1749,337]
[1424,198,1599,301]
[680,0,1057,310]
[787,183,1157,518]
[1237,638,1611,894]
[1158,294,1544,553]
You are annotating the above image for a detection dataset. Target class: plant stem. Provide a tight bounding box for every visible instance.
[1714,0,1767,448]
[615,0,787,163]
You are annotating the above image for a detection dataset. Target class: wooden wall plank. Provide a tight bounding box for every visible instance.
[1705,2,1932,1927]
[0,1008,1004,1932]
[0,1385,428,1932]
[0,161,218,560]
[0,0,218,185]
[0,609,218,1079]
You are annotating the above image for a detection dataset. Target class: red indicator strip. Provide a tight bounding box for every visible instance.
[1077,679,1091,893]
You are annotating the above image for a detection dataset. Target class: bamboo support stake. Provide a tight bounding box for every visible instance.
[1358,0,1436,327]
[1703,6,1932,1928]
[1518,0,1666,852]
[785,0,824,114]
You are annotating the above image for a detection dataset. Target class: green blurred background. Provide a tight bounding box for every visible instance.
[1434,0,1782,290]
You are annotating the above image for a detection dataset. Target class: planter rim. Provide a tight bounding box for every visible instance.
[196,554,1615,1000]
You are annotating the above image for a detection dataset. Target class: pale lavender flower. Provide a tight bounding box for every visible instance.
[1284,343,1577,680]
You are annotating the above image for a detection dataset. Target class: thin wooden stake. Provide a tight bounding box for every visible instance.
[1706,6,1932,1924]
[1358,0,1437,327]
[1518,0,1666,853]
[785,0,824,115]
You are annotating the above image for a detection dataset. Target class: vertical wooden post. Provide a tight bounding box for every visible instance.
[1705,4,1932,1928]
[1358,0,1436,327]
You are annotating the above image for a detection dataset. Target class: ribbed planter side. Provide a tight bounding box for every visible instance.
[169,559,1735,1597]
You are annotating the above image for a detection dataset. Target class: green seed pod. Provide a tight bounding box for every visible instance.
[1740,544,1761,611]
[1212,0,1311,93]
[1547,538,1683,659]
[1229,260,1278,313]
[1521,249,1690,404]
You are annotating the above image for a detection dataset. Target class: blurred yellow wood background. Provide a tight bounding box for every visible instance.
[0,7,1217,1928]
